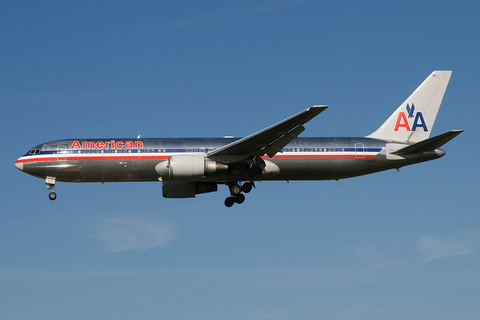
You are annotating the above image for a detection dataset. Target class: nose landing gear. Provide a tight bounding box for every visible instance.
[46,176,57,201]
[224,182,253,207]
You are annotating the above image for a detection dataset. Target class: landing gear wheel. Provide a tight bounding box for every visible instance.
[230,184,242,196]
[235,193,245,204]
[242,182,252,193]
[48,192,57,201]
[225,197,235,207]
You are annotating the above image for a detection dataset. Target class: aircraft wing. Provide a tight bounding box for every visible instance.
[207,105,328,163]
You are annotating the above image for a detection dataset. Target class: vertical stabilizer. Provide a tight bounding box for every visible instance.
[366,71,452,143]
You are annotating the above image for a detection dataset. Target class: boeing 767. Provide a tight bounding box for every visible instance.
[15,71,462,207]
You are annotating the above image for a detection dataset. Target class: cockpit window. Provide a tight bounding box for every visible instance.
[27,149,40,155]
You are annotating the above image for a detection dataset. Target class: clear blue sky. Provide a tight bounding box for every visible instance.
[1,1,478,319]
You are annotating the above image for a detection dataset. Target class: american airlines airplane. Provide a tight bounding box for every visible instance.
[15,71,462,207]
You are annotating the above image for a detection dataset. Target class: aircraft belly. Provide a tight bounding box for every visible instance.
[271,158,348,180]
[270,156,395,180]
[38,159,159,182]
[79,159,160,182]
[45,160,98,182]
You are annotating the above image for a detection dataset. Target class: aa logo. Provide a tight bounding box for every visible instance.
[394,103,428,132]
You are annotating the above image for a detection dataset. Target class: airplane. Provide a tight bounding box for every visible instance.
[15,71,462,207]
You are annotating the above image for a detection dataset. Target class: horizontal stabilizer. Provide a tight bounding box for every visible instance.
[392,130,463,155]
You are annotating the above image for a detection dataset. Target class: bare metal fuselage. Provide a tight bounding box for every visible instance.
[17,137,443,183]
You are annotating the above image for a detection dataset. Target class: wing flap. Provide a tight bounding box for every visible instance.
[264,125,305,158]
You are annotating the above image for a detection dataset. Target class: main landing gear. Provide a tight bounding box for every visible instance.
[224,182,253,207]
[46,176,57,201]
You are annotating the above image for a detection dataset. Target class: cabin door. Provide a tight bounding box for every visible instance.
[355,143,365,159]
[57,144,68,161]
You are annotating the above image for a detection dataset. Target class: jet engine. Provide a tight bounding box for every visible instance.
[155,155,228,178]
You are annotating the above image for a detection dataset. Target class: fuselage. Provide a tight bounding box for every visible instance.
[15,137,444,183]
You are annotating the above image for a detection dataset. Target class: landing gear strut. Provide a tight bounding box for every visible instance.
[224,182,253,207]
[46,176,57,201]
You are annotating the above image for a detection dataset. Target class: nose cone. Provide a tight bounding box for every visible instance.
[15,159,24,171]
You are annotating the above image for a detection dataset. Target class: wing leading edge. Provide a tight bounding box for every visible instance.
[207,105,328,164]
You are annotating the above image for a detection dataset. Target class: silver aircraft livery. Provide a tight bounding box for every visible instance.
[15,71,462,207]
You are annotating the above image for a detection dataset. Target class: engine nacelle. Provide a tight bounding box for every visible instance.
[155,155,228,178]
[162,181,218,198]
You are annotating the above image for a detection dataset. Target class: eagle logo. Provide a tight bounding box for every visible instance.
[406,103,415,118]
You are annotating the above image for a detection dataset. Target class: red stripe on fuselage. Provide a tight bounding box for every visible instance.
[17,153,376,164]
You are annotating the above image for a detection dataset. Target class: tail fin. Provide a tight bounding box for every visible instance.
[366,71,452,143]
